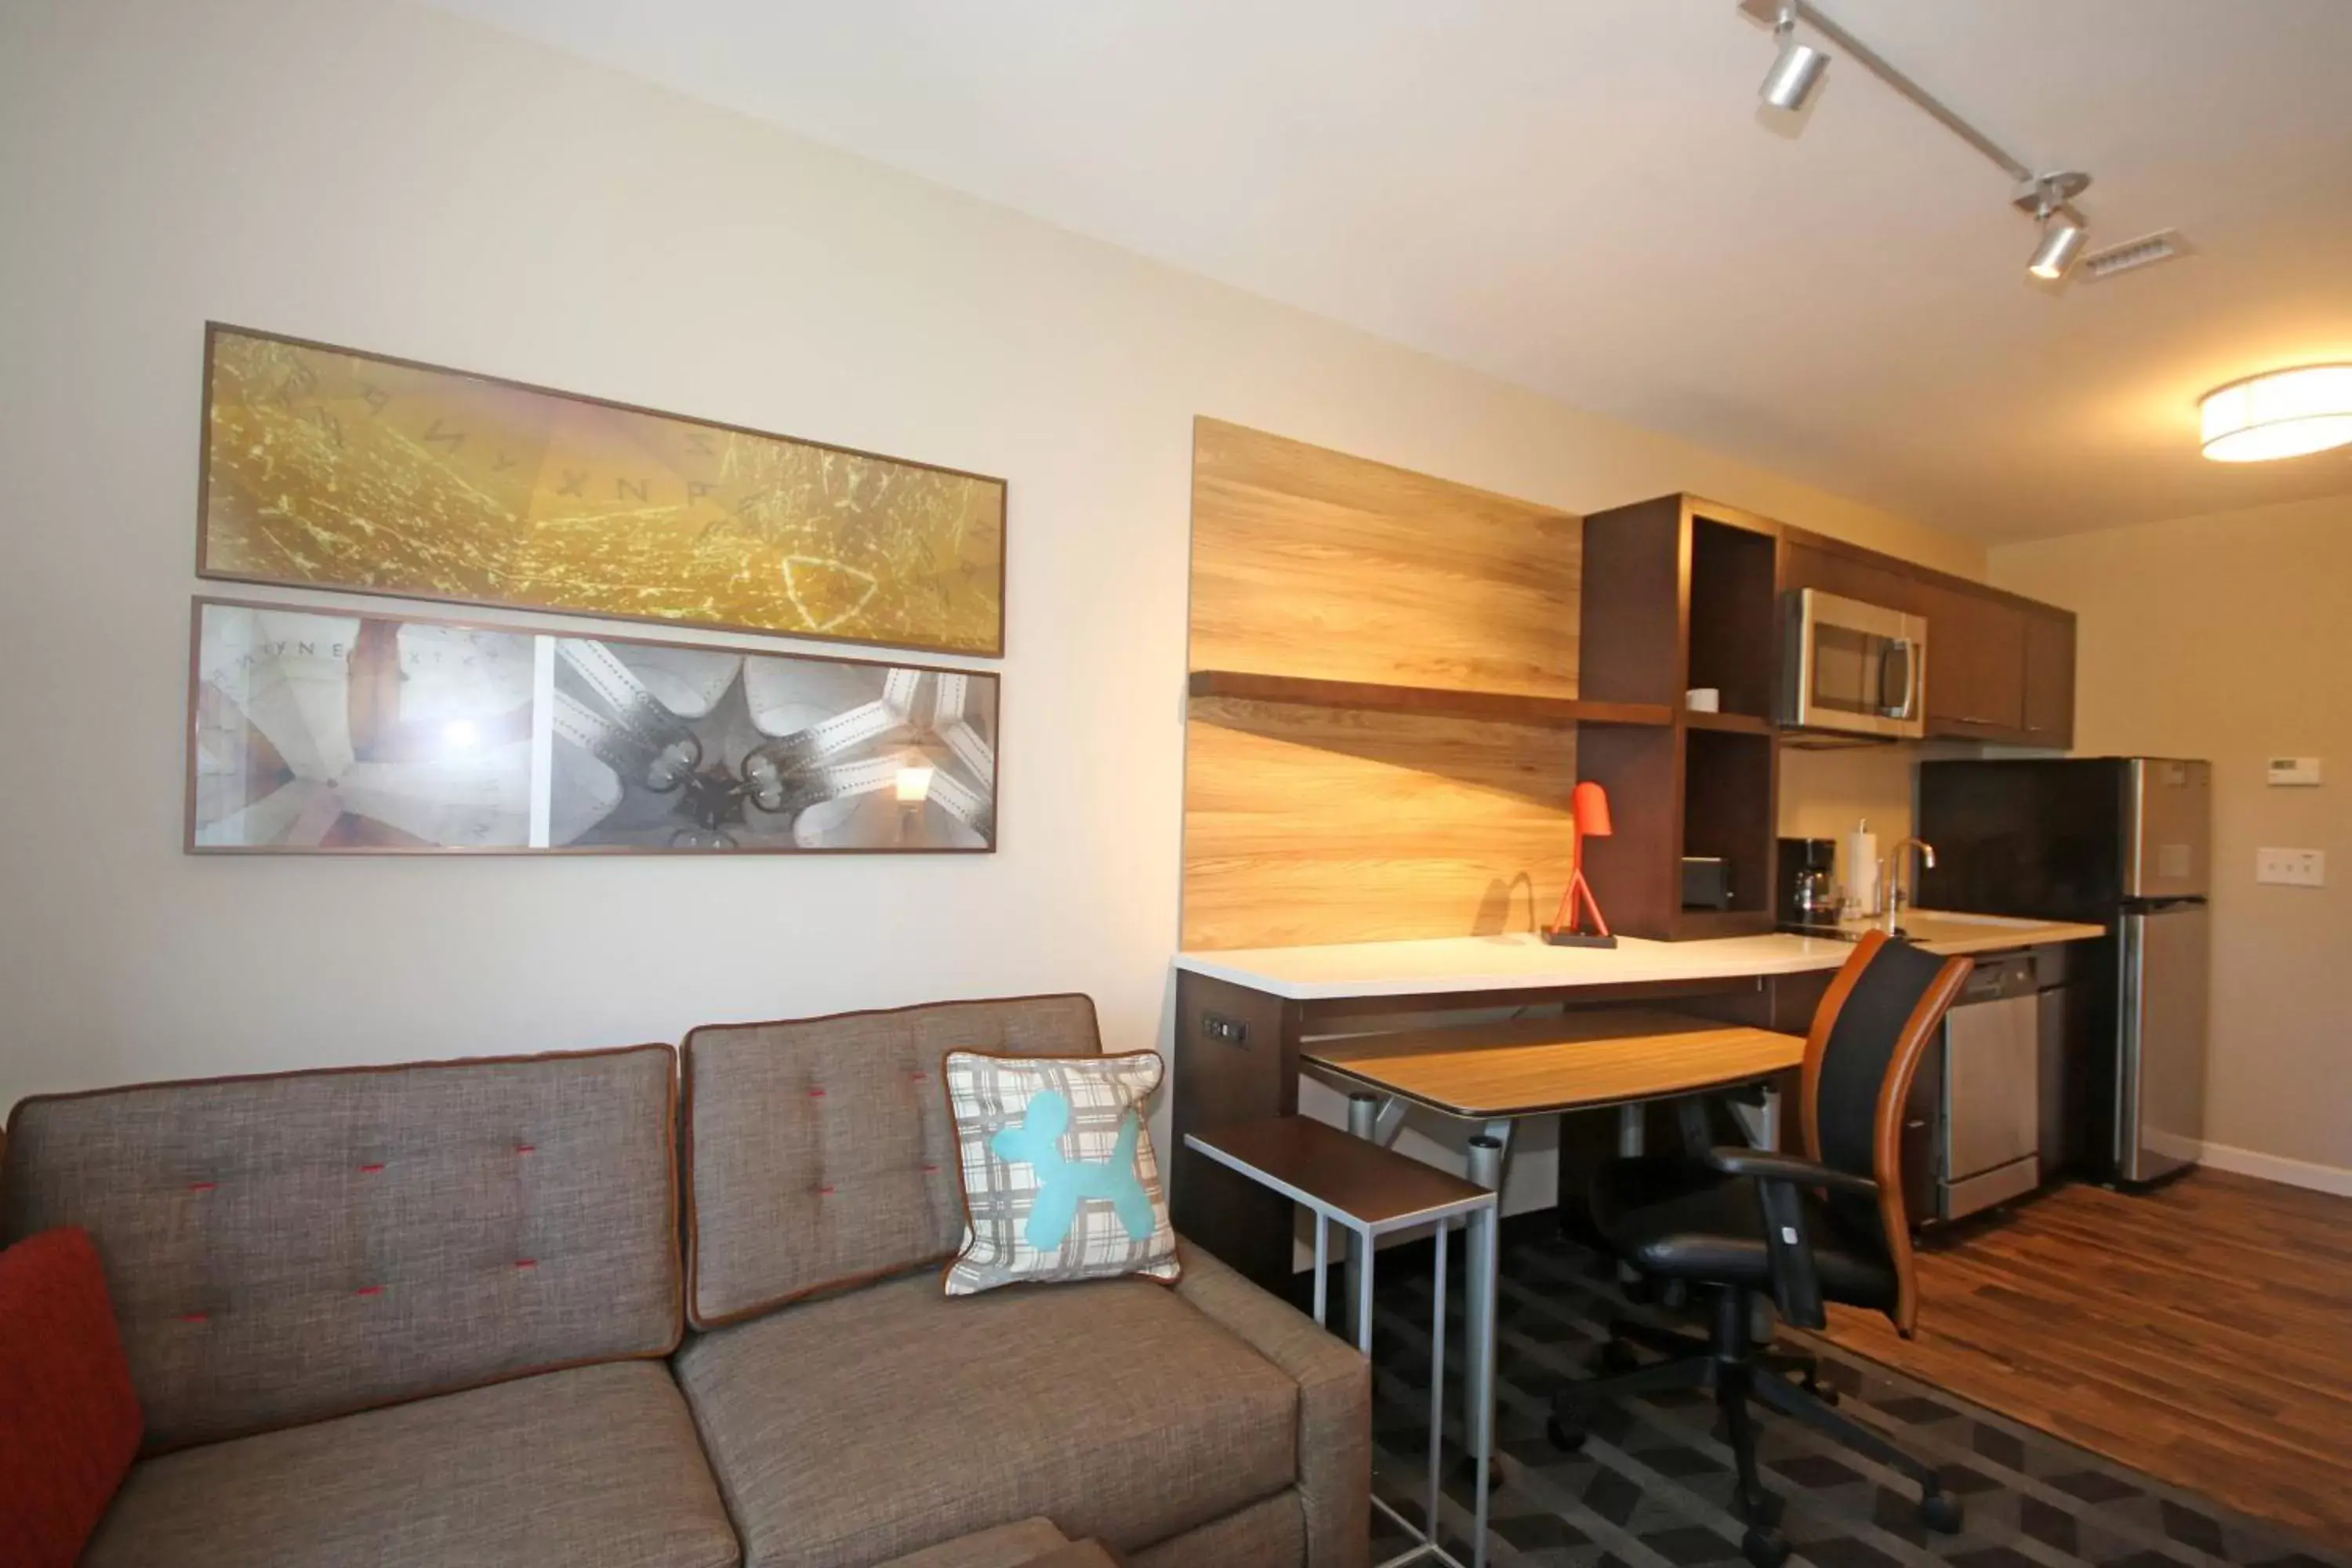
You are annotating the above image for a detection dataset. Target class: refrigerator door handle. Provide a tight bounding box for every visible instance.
[2116,913,2145,1176]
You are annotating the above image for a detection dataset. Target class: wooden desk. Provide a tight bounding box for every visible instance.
[1304,1008,1807,1120]
[1170,935,1849,1298]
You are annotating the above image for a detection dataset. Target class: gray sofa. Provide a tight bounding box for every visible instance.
[0,995,1370,1568]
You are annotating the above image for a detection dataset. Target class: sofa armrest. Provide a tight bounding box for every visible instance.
[1172,1240,1370,1568]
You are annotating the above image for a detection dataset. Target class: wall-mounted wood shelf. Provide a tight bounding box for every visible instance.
[1186,670,1672,729]
[1682,709,1776,735]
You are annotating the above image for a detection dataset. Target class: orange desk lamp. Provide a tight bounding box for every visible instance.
[1542,780,1617,948]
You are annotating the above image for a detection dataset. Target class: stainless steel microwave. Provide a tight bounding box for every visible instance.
[1781,588,1927,739]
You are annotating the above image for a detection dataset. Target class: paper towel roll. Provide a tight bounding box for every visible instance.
[1843,822,1880,916]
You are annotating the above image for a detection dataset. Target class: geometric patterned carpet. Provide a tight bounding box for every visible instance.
[1363,1230,2346,1568]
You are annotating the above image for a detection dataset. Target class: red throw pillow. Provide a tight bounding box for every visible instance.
[0,1227,143,1568]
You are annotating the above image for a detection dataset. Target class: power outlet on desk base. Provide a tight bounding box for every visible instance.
[1200,1012,1250,1045]
[1542,927,1620,949]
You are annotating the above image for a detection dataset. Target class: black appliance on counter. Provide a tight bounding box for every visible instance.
[1776,837,1840,932]
[1680,855,1733,911]
[1918,757,2212,1185]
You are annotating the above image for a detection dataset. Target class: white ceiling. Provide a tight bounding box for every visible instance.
[424,0,2352,543]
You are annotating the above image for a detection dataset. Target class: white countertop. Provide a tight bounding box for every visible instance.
[1174,914,2107,1000]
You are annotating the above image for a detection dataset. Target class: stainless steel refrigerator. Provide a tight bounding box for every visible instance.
[1918,757,2212,1184]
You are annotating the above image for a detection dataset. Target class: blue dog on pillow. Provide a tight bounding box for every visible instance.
[993,1090,1155,1250]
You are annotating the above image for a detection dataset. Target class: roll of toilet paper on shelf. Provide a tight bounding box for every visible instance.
[1843,823,1880,916]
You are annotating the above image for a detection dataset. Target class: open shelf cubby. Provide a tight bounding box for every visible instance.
[1686,514,1783,723]
[1574,494,1784,941]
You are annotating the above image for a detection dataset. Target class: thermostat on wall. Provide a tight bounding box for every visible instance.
[2267,757,2323,787]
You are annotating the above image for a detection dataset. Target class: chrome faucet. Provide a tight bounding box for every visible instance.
[1886,837,1936,936]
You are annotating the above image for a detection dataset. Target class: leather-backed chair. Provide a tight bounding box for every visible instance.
[1548,931,1973,1568]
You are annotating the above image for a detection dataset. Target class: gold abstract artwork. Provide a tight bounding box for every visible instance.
[198,326,1006,655]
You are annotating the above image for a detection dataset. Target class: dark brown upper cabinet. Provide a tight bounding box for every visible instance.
[2021,606,2077,748]
[1780,529,2076,751]
[1782,541,1923,616]
[1922,583,2027,736]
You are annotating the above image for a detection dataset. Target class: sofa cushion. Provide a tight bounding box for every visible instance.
[942,1051,1178,1296]
[1129,1493,1302,1567]
[1,1046,682,1450]
[876,1518,1069,1568]
[81,1361,739,1568]
[0,1228,143,1568]
[683,995,1101,1327]
[673,1266,1297,1568]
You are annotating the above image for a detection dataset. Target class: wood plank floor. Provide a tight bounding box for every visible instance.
[1819,1169,2352,1544]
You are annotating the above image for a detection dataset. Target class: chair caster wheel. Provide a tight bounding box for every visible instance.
[1919,1491,1963,1533]
[1741,1526,1791,1568]
[1547,1414,1587,1452]
[1596,1338,1640,1374]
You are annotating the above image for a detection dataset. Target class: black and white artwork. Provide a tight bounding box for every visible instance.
[188,598,998,855]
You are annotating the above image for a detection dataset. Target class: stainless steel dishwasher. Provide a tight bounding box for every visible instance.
[1938,954,2042,1220]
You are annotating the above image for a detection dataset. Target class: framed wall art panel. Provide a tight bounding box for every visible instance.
[187,597,999,855]
[196,325,1007,657]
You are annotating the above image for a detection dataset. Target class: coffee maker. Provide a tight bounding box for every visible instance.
[1777,837,1841,933]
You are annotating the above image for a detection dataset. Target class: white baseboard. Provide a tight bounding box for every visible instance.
[2194,1141,2352,1198]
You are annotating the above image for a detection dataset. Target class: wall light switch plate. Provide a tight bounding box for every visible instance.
[2256,848,2326,887]
[2267,757,2323,787]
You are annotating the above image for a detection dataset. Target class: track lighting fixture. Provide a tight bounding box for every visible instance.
[1759,3,1829,111]
[1743,2,2101,286]
[2016,172,2093,281]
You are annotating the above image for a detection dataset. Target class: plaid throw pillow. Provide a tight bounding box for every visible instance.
[942,1051,1180,1296]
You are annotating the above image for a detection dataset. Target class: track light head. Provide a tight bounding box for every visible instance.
[2027,215,2089,281]
[2013,172,2093,281]
[1759,4,1828,111]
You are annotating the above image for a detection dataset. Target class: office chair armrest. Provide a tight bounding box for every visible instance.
[1707,1147,1872,1331]
[1704,1147,1878,1196]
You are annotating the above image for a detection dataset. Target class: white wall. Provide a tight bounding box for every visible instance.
[0,0,1977,1192]
[1992,495,2352,1185]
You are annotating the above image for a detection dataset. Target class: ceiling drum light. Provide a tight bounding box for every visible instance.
[2200,366,2352,463]
[1759,3,1828,110]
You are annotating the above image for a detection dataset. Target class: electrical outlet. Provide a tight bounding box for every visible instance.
[1200,1012,1250,1044]
[2256,848,2326,887]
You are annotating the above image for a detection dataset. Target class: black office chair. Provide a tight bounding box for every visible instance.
[1548,931,1973,1568]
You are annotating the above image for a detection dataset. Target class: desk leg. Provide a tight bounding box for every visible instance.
[1463,1125,1509,1508]
[1344,1094,1378,1341]
[1616,1105,1646,1288]
[1428,1218,1450,1568]
[1312,1213,1329,1329]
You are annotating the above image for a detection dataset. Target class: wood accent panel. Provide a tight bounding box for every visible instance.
[1181,695,1577,950]
[1817,1170,2352,1544]
[1186,670,1668,728]
[1304,1009,1805,1118]
[1188,418,1582,698]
